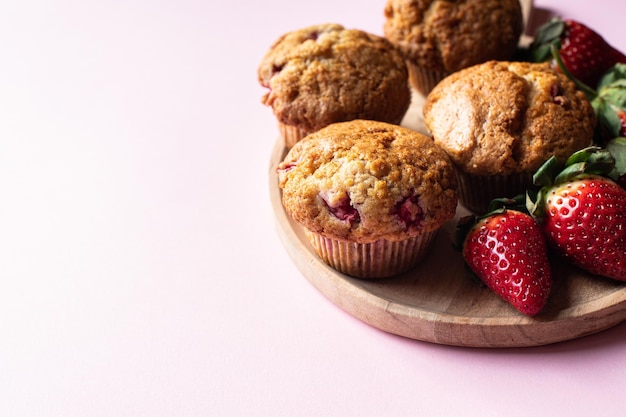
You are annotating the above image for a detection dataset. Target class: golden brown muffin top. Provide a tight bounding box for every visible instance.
[258,24,410,134]
[277,120,458,243]
[383,0,523,72]
[423,61,596,175]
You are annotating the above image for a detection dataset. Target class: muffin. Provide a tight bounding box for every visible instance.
[258,24,411,148]
[383,0,524,95]
[277,119,457,278]
[423,60,596,214]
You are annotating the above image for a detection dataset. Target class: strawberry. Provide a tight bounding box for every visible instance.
[532,24,626,145]
[527,147,626,281]
[530,18,626,89]
[455,200,552,316]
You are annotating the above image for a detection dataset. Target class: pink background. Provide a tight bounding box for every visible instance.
[1,0,624,415]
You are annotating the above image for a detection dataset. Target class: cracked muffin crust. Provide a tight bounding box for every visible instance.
[423,60,595,213]
[383,0,524,94]
[258,24,411,148]
[277,120,457,243]
[277,119,457,278]
[423,61,595,175]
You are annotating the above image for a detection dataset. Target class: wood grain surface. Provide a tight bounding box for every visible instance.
[268,0,626,346]
[269,92,626,348]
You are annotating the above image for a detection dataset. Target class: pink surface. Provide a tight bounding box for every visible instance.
[1,0,625,416]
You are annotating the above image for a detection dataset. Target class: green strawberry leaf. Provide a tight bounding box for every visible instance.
[529,18,565,62]
[454,195,529,250]
[530,44,554,63]
[592,65,626,143]
[569,146,614,166]
[587,149,617,173]
[600,84,626,109]
[532,156,560,188]
[486,195,528,215]
[593,99,623,138]
[564,147,597,165]
[528,147,616,221]
[559,147,615,180]
[555,162,588,183]
[536,147,614,186]
[532,18,565,44]
[597,63,626,89]
[606,137,626,178]
[602,78,626,90]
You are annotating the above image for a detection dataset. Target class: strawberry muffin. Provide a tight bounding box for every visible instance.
[423,60,596,214]
[258,24,411,148]
[383,0,524,95]
[277,119,457,278]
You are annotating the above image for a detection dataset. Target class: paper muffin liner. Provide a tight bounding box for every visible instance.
[407,62,449,96]
[303,229,438,279]
[278,113,408,149]
[455,170,533,214]
[278,122,312,149]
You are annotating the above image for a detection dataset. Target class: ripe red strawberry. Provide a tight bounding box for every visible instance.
[456,204,552,316]
[531,18,626,89]
[527,147,626,281]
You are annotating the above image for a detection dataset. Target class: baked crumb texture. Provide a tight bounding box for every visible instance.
[383,0,524,73]
[277,120,458,243]
[423,61,596,176]
[258,24,411,135]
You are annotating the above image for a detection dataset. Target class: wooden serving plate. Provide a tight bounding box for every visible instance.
[269,92,626,348]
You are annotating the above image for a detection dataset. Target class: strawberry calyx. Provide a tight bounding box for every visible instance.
[529,18,565,63]
[531,17,626,143]
[531,18,626,89]
[606,137,626,187]
[453,195,527,251]
[529,18,599,91]
[593,64,626,139]
[526,146,616,218]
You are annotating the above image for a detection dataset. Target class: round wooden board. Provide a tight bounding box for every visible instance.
[268,94,626,348]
